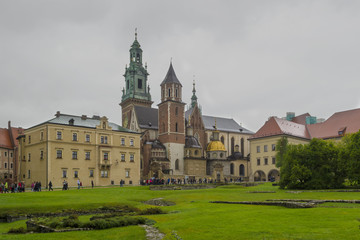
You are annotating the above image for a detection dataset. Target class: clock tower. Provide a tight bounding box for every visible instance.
[120,30,153,129]
[158,63,186,175]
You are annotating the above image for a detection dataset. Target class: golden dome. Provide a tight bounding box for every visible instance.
[206,141,226,152]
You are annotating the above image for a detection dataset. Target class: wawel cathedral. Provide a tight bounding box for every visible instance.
[120,33,254,182]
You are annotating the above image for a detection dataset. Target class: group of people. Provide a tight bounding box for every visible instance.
[0,181,26,193]
[142,177,245,185]
[31,181,42,192]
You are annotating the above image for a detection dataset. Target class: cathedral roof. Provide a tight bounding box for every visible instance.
[202,115,253,134]
[134,105,159,130]
[151,139,166,149]
[160,63,182,86]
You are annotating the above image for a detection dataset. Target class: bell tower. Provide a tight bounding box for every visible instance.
[158,62,186,174]
[120,30,153,129]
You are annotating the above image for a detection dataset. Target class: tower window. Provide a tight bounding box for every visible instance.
[175,107,178,116]
[138,79,142,89]
[175,88,178,98]
[168,88,171,97]
[175,159,179,170]
[175,123,178,132]
[136,53,140,62]
[127,80,129,89]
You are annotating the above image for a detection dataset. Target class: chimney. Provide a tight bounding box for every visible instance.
[81,115,87,120]
[69,118,74,126]
[55,111,61,117]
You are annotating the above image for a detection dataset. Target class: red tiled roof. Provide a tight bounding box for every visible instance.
[292,113,311,125]
[250,117,310,140]
[0,128,12,149]
[10,127,24,147]
[307,108,360,139]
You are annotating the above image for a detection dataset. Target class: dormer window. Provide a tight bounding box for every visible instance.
[103,122,106,129]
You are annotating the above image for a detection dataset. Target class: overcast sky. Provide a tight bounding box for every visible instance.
[1,0,360,132]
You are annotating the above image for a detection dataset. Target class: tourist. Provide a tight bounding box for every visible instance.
[91,180,94,188]
[48,181,53,191]
[77,179,80,189]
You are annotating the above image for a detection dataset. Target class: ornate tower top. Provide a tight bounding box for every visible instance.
[160,62,183,103]
[121,30,152,103]
[191,79,198,108]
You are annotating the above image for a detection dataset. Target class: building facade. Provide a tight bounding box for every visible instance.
[0,121,23,183]
[18,112,141,188]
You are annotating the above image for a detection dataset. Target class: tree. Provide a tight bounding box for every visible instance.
[275,136,288,168]
[339,131,360,185]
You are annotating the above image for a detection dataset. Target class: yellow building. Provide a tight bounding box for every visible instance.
[248,116,310,182]
[18,112,140,188]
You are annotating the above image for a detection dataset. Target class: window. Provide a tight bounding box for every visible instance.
[264,145,268,152]
[175,123,178,132]
[89,169,94,177]
[74,170,78,178]
[264,158,268,165]
[57,150,62,159]
[72,151,78,160]
[101,170,108,178]
[40,150,43,160]
[85,152,90,160]
[125,170,130,178]
[130,139,134,146]
[230,163,234,175]
[121,138,125,145]
[28,170,31,179]
[10,163,13,169]
[85,134,90,142]
[272,157,276,165]
[10,152,13,158]
[40,131,44,141]
[101,136,108,144]
[175,107,178,116]
[4,162,7,169]
[57,131,62,140]
[175,159,179,170]
[130,154,134,162]
[241,138,244,154]
[168,88,171,97]
[121,154,125,161]
[62,170,67,178]
[175,88,178,97]
[138,79,142,89]
[28,153,31,162]
[257,158,260,166]
[4,152,7,157]
[127,80,129,89]
[72,133,78,141]
[28,135,31,144]
[194,150,199,156]
[231,137,235,154]
[239,164,245,176]
[221,136,224,144]
[256,146,260,153]
[103,152,109,160]
[272,144,276,151]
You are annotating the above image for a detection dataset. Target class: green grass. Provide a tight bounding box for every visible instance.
[1,184,360,239]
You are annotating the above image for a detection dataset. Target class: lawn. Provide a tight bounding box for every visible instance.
[1,183,360,239]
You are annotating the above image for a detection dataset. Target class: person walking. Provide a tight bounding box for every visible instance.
[77,179,80,189]
[48,181,53,191]
[91,180,94,189]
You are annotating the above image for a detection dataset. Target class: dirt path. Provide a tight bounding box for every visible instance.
[140,225,164,240]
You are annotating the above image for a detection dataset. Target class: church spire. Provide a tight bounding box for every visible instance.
[191,78,198,108]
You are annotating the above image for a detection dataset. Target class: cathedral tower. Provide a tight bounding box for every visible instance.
[158,63,186,175]
[120,30,153,129]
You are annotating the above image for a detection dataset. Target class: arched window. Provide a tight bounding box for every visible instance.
[221,136,224,144]
[168,88,171,97]
[231,137,235,155]
[230,163,234,175]
[175,122,178,132]
[175,159,179,170]
[241,138,244,154]
[136,53,140,62]
[239,164,245,176]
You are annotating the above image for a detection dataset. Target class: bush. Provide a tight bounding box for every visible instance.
[139,207,165,215]
[8,227,27,234]
[84,216,146,230]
